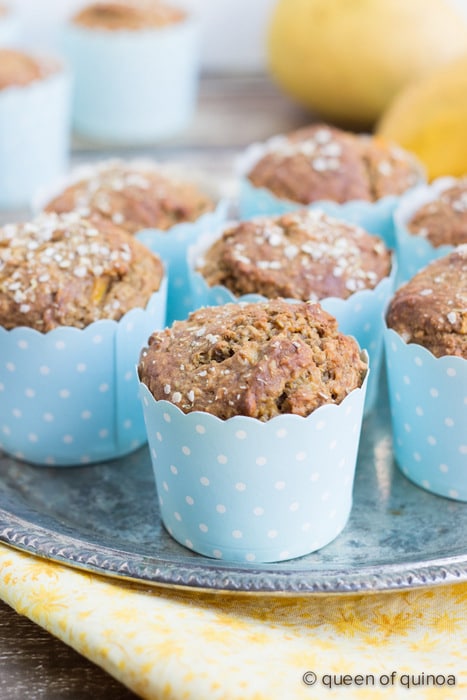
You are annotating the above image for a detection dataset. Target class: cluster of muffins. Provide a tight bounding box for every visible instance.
[0,34,464,561]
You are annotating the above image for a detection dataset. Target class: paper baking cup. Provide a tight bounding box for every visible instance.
[394,177,459,285]
[384,328,467,501]
[189,226,395,414]
[0,9,20,45]
[0,65,71,209]
[139,368,368,563]
[236,138,425,250]
[136,203,229,325]
[62,18,200,144]
[0,282,166,466]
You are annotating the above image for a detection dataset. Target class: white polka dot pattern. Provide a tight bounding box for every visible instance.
[385,328,467,501]
[138,376,367,563]
[0,287,166,466]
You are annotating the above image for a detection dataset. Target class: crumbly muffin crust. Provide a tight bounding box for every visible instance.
[73,1,186,31]
[198,210,391,301]
[0,212,164,331]
[386,246,467,358]
[247,124,422,205]
[0,49,46,90]
[44,160,215,235]
[138,299,367,421]
[407,180,467,248]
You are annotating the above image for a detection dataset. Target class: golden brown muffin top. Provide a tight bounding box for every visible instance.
[139,299,367,421]
[407,179,467,248]
[247,124,423,205]
[44,160,215,235]
[72,1,186,31]
[0,49,47,90]
[386,246,467,358]
[0,211,164,331]
[198,210,391,302]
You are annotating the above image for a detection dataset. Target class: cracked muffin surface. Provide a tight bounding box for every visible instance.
[198,209,391,301]
[44,160,215,235]
[138,299,367,421]
[386,245,467,358]
[247,124,422,205]
[0,211,164,331]
[407,179,467,248]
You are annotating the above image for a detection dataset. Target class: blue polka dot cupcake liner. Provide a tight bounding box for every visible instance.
[138,368,368,563]
[394,177,458,286]
[188,225,395,415]
[0,59,71,209]
[384,327,467,501]
[0,281,167,467]
[235,138,422,250]
[136,196,229,325]
[61,16,200,143]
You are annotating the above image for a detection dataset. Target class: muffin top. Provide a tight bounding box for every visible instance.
[0,211,164,331]
[386,246,467,358]
[44,160,215,235]
[247,124,423,205]
[407,179,467,248]
[138,298,367,421]
[72,1,186,31]
[198,210,391,302]
[0,49,47,90]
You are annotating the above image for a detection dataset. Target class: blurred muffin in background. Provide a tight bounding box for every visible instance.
[43,160,215,235]
[62,0,200,144]
[0,48,70,209]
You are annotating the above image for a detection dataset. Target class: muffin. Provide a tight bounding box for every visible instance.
[138,299,368,562]
[407,179,467,248]
[386,247,466,358]
[191,210,394,414]
[238,123,424,248]
[384,246,467,500]
[139,298,367,420]
[0,212,167,466]
[63,0,200,143]
[0,49,46,89]
[394,177,467,284]
[247,124,422,205]
[0,49,70,209]
[0,211,164,331]
[42,159,225,324]
[197,210,391,302]
[43,160,216,235]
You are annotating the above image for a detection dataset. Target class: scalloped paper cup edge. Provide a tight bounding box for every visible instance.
[138,366,368,563]
[384,327,467,501]
[0,280,167,466]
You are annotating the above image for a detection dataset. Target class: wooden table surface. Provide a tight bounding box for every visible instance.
[0,75,309,700]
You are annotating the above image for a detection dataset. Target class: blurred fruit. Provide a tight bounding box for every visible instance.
[377,53,467,180]
[267,0,467,129]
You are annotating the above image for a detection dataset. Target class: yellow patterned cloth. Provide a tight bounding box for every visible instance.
[0,542,466,699]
